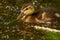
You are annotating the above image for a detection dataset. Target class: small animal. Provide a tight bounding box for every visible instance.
[17,3,60,28]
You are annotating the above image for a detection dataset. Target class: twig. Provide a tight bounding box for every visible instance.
[34,25,60,32]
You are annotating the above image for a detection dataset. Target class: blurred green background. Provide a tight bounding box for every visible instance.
[0,0,60,40]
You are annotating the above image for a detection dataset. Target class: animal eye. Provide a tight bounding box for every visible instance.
[25,8,28,10]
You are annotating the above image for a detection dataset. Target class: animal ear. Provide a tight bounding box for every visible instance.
[55,13,60,17]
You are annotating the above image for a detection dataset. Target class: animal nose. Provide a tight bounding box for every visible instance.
[17,11,24,20]
[21,10,24,13]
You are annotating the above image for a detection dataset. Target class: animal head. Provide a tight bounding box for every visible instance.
[17,3,35,20]
[21,3,35,15]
